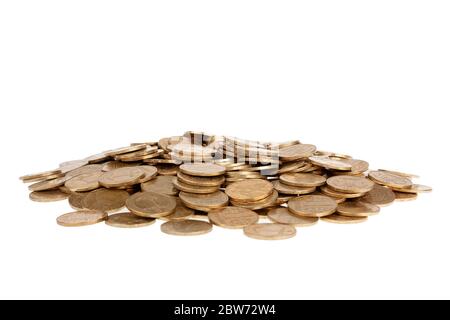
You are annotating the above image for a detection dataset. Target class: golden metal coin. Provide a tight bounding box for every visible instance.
[379,169,419,179]
[395,192,418,201]
[114,146,158,160]
[312,191,345,203]
[225,179,273,202]
[145,158,182,165]
[59,159,88,174]
[65,164,103,179]
[360,183,395,206]
[160,220,213,236]
[64,172,103,192]
[179,191,229,211]
[208,206,259,229]
[57,210,107,227]
[180,163,226,177]
[345,159,369,173]
[275,140,301,149]
[28,176,67,192]
[288,195,337,217]
[320,185,365,199]
[21,172,65,183]
[172,178,219,194]
[68,193,86,210]
[230,191,278,210]
[82,188,129,212]
[105,212,156,228]
[243,223,296,240]
[104,143,147,157]
[279,144,316,161]
[137,165,158,183]
[327,176,374,194]
[141,175,178,196]
[126,191,176,218]
[391,184,432,194]
[155,164,179,176]
[321,214,367,224]
[267,207,318,227]
[368,170,413,189]
[29,190,69,202]
[309,156,352,171]
[102,161,140,172]
[20,169,62,182]
[99,167,144,188]
[120,149,164,162]
[277,161,306,174]
[84,152,110,164]
[159,198,195,221]
[272,180,316,195]
[177,172,224,187]
[291,163,313,173]
[280,173,326,187]
[337,201,380,217]
[276,194,294,205]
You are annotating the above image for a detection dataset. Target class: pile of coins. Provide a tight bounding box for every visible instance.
[20,131,432,240]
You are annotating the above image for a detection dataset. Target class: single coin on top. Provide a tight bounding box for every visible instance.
[180,163,226,177]
[326,175,374,194]
[368,170,413,189]
[82,188,129,212]
[99,167,144,188]
[279,144,316,161]
[64,172,103,192]
[179,191,229,212]
[288,195,337,217]
[225,179,273,202]
[57,210,107,227]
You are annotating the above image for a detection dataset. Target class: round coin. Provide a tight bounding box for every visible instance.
[337,201,380,217]
[208,206,259,229]
[105,212,156,228]
[141,175,179,196]
[57,210,107,227]
[104,144,147,157]
[160,220,213,236]
[126,191,176,218]
[20,169,62,182]
[68,193,86,210]
[394,192,418,201]
[360,183,395,206]
[320,185,366,199]
[327,176,374,194]
[177,172,224,187]
[225,179,273,202]
[99,167,144,188]
[59,160,88,174]
[243,223,296,240]
[321,214,368,224]
[179,191,229,211]
[28,176,67,192]
[280,173,326,187]
[29,190,69,202]
[179,163,226,177]
[137,165,158,183]
[368,170,413,189]
[82,188,129,212]
[267,207,318,227]
[288,195,337,217]
[160,198,195,221]
[390,184,432,194]
[172,178,220,194]
[279,144,316,161]
[230,191,279,210]
[64,172,103,192]
[309,156,352,171]
[272,180,316,195]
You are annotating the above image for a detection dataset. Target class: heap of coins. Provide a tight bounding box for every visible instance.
[20,131,432,240]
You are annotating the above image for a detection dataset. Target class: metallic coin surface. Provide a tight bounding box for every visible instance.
[280,173,326,187]
[225,179,273,201]
[368,170,413,189]
[68,193,86,210]
[59,160,88,174]
[208,206,259,229]
[180,163,226,177]
[136,165,158,183]
[173,178,220,194]
[279,144,316,161]
[179,191,229,211]
[99,167,144,188]
[177,172,225,187]
[337,201,380,217]
[309,156,352,171]
[345,159,370,173]
[102,161,140,172]
[320,185,365,199]
[21,172,65,183]
[288,195,337,217]
[57,210,107,227]
[267,207,318,227]
[28,176,67,192]
[230,191,278,210]
[84,152,110,164]
[126,191,176,218]
[160,220,213,236]
[141,175,179,196]
[29,190,69,202]
[65,172,103,192]
[65,164,103,179]
[360,183,395,206]
[327,176,374,194]
[243,223,296,240]
[155,164,179,176]
[160,198,195,221]
[105,212,155,228]
[321,214,367,224]
[391,184,432,194]
[20,169,62,182]
[272,180,316,195]
[394,192,418,201]
[104,144,147,157]
[379,169,419,179]
[82,189,129,212]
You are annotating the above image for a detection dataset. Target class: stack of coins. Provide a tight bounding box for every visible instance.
[20,131,432,240]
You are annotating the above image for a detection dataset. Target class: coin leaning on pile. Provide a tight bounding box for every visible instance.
[20,131,432,240]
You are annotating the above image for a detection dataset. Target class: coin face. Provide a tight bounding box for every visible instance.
[394,192,418,201]
[337,201,380,217]
[65,164,103,179]
[208,206,259,229]
[280,173,326,187]
[368,170,413,189]
[155,164,179,176]
[326,176,374,194]
[345,159,370,173]
[172,178,220,194]
[104,144,147,157]
[82,189,129,212]
[360,183,395,206]
[59,160,88,174]
[29,190,69,202]
[28,176,67,192]
[243,223,296,240]
[225,179,273,201]
[267,207,318,227]
[279,144,316,161]
[20,169,62,182]
[309,156,352,171]
[321,214,368,224]
[179,163,226,177]
[99,167,144,188]
[320,185,365,199]
[84,152,110,164]
[379,169,419,179]
[57,210,107,227]
[390,184,432,194]
[102,161,141,172]
[179,191,229,211]
[230,191,278,210]
[160,220,213,236]
[177,172,224,187]
[141,175,178,196]
[160,198,195,221]
[126,191,176,218]
[288,195,337,217]
[68,193,86,210]
[65,172,103,192]
[136,165,158,183]
[272,180,316,195]
[105,212,155,228]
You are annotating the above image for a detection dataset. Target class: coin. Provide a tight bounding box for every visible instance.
[65,164,103,179]
[59,160,88,174]
[230,191,278,210]
[115,146,158,161]
[312,190,346,203]
[57,210,107,227]
[368,170,413,189]
[28,176,67,192]
[99,167,144,188]
[82,188,129,212]
[243,223,296,240]
[276,194,294,205]
[177,172,224,187]
[279,144,316,161]
[29,190,69,202]
[179,191,229,211]
[208,206,259,229]
[126,191,176,218]
[225,179,273,202]
[280,173,326,187]
[180,163,226,177]
[155,164,179,176]
[278,161,306,174]
[104,144,147,157]
[84,152,110,164]
[160,220,213,236]
[136,165,158,183]
[327,176,374,194]
[21,172,65,183]
[337,201,380,217]
[321,214,368,224]
[390,184,432,194]
[105,212,155,228]
[288,195,337,217]
[64,172,103,192]
[320,185,366,199]
[345,159,369,173]
[160,198,195,221]
[102,161,140,172]
[360,183,395,206]
[267,207,318,227]
[120,149,164,162]
[379,169,419,179]
[271,180,316,195]
[394,192,418,201]
[68,193,86,210]
[141,175,178,196]
[172,178,220,194]
[20,169,62,182]
[309,156,352,171]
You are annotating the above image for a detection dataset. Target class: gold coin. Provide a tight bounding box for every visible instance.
[172,178,219,194]
[21,172,65,183]
[104,143,147,157]
[312,191,345,203]
[395,192,418,201]
[288,195,337,217]
[141,175,178,196]
[321,214,367,224]
[279,144,316,161]
[180,163,226,177]
[158,136,184,152]
[99,167,144,188]
[155,164,179,176]
[82,188,129,212]
[179,191,229,211]
[360,183,395,206]
[126,191,176,218]
[225,179,273,201]
[291,163,313,173]
[145,158,182,165]
[102,161,140,172]
[275,140,301,149]
[114,146,158,160]
[65,164,103,179]
[57,210,107,227]
[29,190,69,202]
[159,198,194,221]
[320,185,365,199]
[230,191,278,210]
[280,173,326,187]
[105,212,155,228]
[309,156,352,171]
[243,223,296,240]
[59,159,89,174]
[379,169,419,179]
[68,193,86,210]
[137,165,158,183]
[177,172,224,187]
[121,149,164,162]
[84,152,110,164]
[64,172,103,192]
[20,169,62,182]
[277,161,306,174]
[391,184,432,194]
[345,159,369,173]
[267,207,318,227]
[326,176,374,193]
[272,180,316,195]
[368,170,413,189]
[337,201,380,217]
[276,194,294,205]
[208,206,259,229]
[160,220,213,236]
[28,176,67,192]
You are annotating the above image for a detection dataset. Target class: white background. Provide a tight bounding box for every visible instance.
[1,1,449,299]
